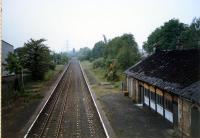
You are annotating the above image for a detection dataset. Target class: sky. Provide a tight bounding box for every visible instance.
[3,0,200,52]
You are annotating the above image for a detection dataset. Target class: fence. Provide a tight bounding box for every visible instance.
[2,74,31,106]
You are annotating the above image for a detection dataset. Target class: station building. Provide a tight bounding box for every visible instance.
[1,40,14,76]
[124,49,200,137]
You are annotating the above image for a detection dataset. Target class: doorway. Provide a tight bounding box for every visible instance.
[191,106,200,138]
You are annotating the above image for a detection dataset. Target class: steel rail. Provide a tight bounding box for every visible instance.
[24,62,71,138]
[38,68,70,137]
[54,70,72,137]
[79,61,109,138]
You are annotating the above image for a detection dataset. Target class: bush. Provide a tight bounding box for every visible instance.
[106,70,119,81]
[104,59,119,81]
[93,58,105,69]
[49,63,56,70]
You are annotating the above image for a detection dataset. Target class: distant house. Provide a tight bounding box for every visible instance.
[124,49,200,137]
[1,40,14,76]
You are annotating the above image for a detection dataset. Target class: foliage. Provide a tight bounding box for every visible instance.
[14,47,27,67]
[49,62,56,70]
[5,53,23,93]
[91,41,106,59]
[13,39,62,78]
[179,17,200,49]
[104,34,141,70]
[84,33,141,81]
[93,58,105,69]
[105,59,119,81]
[5,53,22,74]
[143,18,200,53]
[52,52,68,65]
[23,38,52,80]
[78,47,91,61]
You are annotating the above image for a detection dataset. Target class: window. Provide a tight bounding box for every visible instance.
[144,88,149,97]
[165,99,173,111]
[156,94,163,106]
[150,91,155,101]
[139,85,144,94]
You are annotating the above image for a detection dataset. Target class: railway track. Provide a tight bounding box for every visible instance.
[24,59,107,138]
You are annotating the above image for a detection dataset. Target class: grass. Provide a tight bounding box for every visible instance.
[44,65,64,81]
[4,65,65,106]
[81,60,124,97]
[23,65,64,101]
[2,64,65,138]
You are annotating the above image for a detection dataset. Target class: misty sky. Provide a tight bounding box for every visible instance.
[3,0,200,52]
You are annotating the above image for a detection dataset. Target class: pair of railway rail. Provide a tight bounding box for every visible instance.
[24,60,109,138]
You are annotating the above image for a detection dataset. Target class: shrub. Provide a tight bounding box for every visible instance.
[49,62,56,70]
[104,59,119,81]
[93,58,105,69]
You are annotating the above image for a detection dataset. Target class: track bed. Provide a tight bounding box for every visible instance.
[26,59,106,138]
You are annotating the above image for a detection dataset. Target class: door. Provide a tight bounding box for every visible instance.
[173,101,178,127]
[138,85,143,104]
[191,106,200,138]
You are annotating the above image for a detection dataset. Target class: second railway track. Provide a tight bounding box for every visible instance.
[25,59,107,138]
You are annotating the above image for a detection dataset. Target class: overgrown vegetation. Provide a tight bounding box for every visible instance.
[4,38,68,106]
[7,38,68,80]
[52,52,68,65]
[78,34,141,81]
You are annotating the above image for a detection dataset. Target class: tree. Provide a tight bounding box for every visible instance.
[117,43,140,69]
[143,19,187,53]
[6,53,23,91]
[91,41,106,59]
[179,17,200,48]
[6,53,22,74]
[104,34,141,70]
[78,47,91,61]
[14,47,27,68]
[105,59,119,81]
[52,52,68,65]
[24,38,52,80]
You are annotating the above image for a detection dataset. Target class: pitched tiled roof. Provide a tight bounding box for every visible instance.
[180,81,200,104]
[125,49,200,104]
